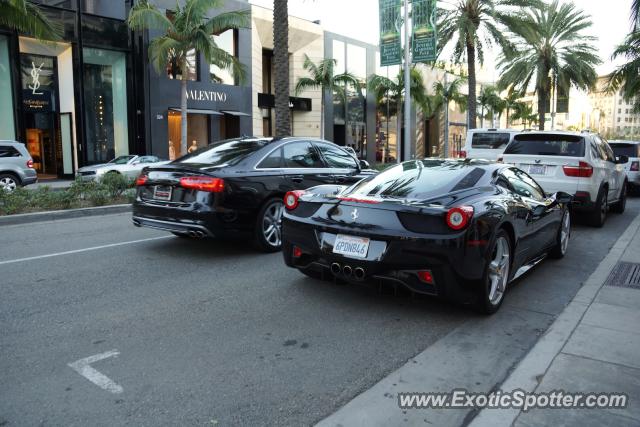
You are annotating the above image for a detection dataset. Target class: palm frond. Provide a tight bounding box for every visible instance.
[0,0,62,40]
[127,0,174,32]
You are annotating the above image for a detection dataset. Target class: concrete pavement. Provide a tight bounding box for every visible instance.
[469,210,640,426]
[1,201,639,425]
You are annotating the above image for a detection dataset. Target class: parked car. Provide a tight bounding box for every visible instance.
[608,140,640,192]
[76,155,168,181]
[0,140,37,191]
[132,137,377,252]
[281,159,572,314]
[500,131,627,227]
[462,128,521,160]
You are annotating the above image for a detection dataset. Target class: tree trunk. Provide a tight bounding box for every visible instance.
[273,0,291,136]
[538,88,546,131]
[480,105,484,128]
[444,99,449,158]
[180,60,188,156]
[466,40,477,130]
[320,89,325,140]
[396,97,402,163]
[506,108,510,127]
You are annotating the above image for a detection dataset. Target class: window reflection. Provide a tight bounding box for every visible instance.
[210,29,237,85]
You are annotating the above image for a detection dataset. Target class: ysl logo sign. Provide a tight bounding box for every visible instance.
[29,62,45,95]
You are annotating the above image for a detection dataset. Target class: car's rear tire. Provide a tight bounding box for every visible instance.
[587,187,607,228]
[611,181,627,214]
[476,229,511,315]
[0,173,21,192]
[254,197,284,253]
[550,210,571,259]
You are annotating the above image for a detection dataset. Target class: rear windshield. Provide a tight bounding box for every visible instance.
[609,143,638,158]
[471,132,511,149]
[176,139,268,166]
[345,160,487,200]
[505,134,585,157]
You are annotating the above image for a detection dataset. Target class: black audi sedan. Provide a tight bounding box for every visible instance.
[132,137,376,251]
[281,159,572,313]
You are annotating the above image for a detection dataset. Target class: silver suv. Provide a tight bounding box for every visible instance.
[0,140,38,191]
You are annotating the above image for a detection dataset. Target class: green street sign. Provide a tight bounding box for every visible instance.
[412,0,437,63]
[379,0,402,66]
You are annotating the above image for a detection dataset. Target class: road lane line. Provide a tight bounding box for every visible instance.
[68,350,123,394]
[0,236,171,266]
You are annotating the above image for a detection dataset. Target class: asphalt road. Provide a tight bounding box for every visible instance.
[1,199,639,426]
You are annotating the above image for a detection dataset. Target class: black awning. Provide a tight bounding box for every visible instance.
[169,108,223,115]
[221,110,251,117]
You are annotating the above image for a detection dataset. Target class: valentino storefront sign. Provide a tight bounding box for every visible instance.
[186,89,228,102]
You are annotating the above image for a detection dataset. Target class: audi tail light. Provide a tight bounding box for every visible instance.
[179,176,225,192]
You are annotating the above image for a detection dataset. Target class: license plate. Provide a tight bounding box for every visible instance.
[529,165,546,175]
[153,185,172,201]
[333,234,370,259]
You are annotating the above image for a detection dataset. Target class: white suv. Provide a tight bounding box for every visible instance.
[463,128,521,160]
[501,131,628,227]
[608,140,640,192]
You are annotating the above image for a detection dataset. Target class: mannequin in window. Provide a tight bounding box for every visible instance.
[168,140,176,160]
[188,140,198,153]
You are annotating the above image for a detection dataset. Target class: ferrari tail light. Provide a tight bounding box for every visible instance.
[563,161,593,178]
[179,176,224,192]
[631,161,639,171]
[292,246,303,258]
[456,150,467,158]
[135,174,148,186]
[446,206,474,230]
[284,190,306,210]
[26,159,34,168]
[417,270,435,284]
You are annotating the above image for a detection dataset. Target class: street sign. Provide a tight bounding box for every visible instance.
[412,0,437,63]
[379,0,402,66]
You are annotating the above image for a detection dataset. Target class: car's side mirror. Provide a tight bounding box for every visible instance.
[359,160,370,170]
[616,155,629,164]
[554,191,573,205]
[532,204,547,216]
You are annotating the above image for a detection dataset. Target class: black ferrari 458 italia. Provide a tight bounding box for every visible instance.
[132,137,375,251]
[282,159,572,313]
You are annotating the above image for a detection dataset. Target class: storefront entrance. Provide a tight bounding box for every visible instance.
[20,53,60,177]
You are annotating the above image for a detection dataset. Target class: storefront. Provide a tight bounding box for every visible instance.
[0,1,136,179]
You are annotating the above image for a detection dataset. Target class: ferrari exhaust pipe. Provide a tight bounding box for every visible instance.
[188,231,197,238]
[195,231,205,238]
[342,265,353,277]
[354,267,365,281]
[331,263,341,275]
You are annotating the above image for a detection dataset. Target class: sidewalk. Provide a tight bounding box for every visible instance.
[28,179,73,190]
[470,212,640,426]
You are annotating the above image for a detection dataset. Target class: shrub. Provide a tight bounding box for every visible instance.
[100,172,133,198]
[0,187,31,215]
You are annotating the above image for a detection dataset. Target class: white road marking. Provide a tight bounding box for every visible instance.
[68,349,123,394]
[0,236,171,266]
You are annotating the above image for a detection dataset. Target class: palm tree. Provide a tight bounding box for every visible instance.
[128,0,249,154]
[511,102,538,129]
[608,32,640,112]
[477,85,501,128]
[368,67,428,162]
[273,0,290,136]
[294,55,359,139]
[432,77,466,157]
[436,0,532,130]
[0,0,61,40]
[497,0,600,130]
[502,90,522,126]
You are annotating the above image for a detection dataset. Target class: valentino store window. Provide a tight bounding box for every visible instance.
[162,27,247,160]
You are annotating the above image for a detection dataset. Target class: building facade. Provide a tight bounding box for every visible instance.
[0,0,138,179]
[2,0,437,180]
[589,76,640,139]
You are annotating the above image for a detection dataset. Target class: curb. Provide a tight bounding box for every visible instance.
[468,211,640,427]
[0,204,132,226]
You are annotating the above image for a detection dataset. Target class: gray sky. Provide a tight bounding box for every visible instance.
[249,0,633,76]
